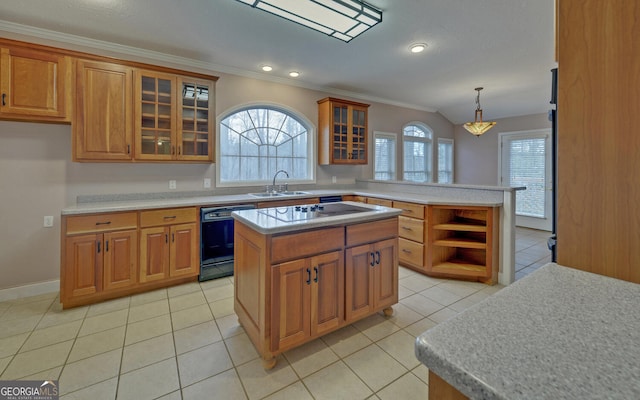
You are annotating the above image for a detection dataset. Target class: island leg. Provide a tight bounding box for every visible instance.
[382,306,394,316]
[262,355,277,370]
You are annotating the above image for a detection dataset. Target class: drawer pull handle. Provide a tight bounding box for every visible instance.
[164,216,176,219]
[403,209,413,213]
[402,249,412,254]
[401,226,412,231]
[95,221,111,226]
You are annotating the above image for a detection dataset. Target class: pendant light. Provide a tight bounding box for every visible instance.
[463,87,496,137]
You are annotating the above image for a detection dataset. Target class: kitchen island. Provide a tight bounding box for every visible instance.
[232,201,402,368]
[415,263,640,399]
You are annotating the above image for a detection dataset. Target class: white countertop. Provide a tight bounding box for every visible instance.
[61,189,503,215]
[230,201,402,234]
[415,263,640,399]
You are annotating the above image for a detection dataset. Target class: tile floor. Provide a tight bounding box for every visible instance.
[0,228,551,400]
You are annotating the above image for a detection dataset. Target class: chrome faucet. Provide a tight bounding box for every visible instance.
[272,170,289,192]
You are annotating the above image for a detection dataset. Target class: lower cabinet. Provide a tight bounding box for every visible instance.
[62,212,138,307]
[61,207,199,308]
[272,250,344,352]
[345,238,397,321]
[234,217,398,369]
[139,208,198,283]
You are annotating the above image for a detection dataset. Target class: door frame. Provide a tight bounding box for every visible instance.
[498,129,552,231]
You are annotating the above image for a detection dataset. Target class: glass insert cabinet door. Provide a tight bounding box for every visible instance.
[135,70,176,160]
[178,78,213,160]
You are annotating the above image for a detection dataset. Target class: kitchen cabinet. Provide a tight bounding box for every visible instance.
[394,201,427,272]
[234,215,398,369]
[556,0,640,283]
[427,205,498,284]
[74,59,133,161]
[61,212,137,307]
[345,219,398,321]
[317,97,369,165]
[135,70,215,162]
[139,207,198,282]
[0,46,71,121]
[272,250,344,352]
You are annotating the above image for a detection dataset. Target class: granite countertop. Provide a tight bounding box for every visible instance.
[60,189,503,215]
[415,263,640,399]
[231,201,402,234]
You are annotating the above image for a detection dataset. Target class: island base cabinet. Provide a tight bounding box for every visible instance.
[271,251,344,353]
[345,238,398,321]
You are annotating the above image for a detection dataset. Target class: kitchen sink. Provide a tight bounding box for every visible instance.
[248,191,309,198]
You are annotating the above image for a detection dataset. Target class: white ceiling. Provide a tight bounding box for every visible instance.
[0,0,557,124]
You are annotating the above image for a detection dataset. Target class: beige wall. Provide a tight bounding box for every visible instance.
[0,39,455,290]
[454,113,551,185]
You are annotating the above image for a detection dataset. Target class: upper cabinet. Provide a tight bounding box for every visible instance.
[317,97,369,165]
[74,60,133,161]
[0,46,71,122]
[134,71,215,162]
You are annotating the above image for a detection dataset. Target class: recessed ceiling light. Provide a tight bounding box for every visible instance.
[261,65,273,72]
[289,71,300,78]
[409,43,427,53]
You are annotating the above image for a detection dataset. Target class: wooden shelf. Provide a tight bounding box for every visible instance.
[433,238,486,249]
[431,260,487,276]
[433,222,487,232]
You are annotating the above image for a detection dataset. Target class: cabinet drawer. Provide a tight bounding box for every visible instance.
[399,237,424,267]
[398,216,424,242]
[271,227,344,263]
[140,207,197,227]
[393,201,425,219]
[66,212,137,235]
[366,198,393,207]
[346,218,398,247]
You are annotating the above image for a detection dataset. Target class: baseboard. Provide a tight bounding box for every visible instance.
[0,280,60,302]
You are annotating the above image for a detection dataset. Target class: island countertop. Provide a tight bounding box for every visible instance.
[231,201,402,234]
[415,263,640,400]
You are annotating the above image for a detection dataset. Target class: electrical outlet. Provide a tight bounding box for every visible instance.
[332,176,337,184]
[43,216,54,228]
[203,178,211,188]
[169,180,177,190]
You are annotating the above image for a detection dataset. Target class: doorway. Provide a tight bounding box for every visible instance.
[499,129,552,231]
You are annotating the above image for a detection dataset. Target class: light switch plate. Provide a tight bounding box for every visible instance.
[44,216,54,228]
[169,180,177,190]
[204,178,211,188]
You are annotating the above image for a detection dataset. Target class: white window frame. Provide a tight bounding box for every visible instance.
[373,131,397,181]
[437,138,454,183]
[216,103,315,187]
[402,122,433,182]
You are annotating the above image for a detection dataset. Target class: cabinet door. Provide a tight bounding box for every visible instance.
[135,70,176,160]
[177,78,214,161]
[331,102,350,163]
[272,258,311,351]
[139,226,170,282]
[64,233,102,299]
[345,243,374,321]
[372,238,398,310]
[169,222,198,278]
[0,47,68,119]
[349,105,368,163]
[75,60,133,161]
[310,251,344,336]
[103,230,137,291]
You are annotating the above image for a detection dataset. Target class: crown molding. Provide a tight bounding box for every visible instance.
[0,19,437,113]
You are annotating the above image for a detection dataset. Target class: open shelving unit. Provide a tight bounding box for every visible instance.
[428,205,498,284]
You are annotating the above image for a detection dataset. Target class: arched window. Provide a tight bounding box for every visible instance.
[403,123,433,182]
[218,106,314,185]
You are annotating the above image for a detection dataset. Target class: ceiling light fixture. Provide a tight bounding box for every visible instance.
[409,43,427,53]
[261,65,273,72]
[463,87,496,137]
[289,71,300,77]
[236,0,382,42]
